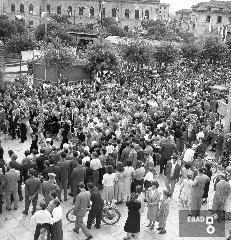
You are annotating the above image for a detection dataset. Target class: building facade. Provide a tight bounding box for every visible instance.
[176,0,231,38]
[1,0,169,31]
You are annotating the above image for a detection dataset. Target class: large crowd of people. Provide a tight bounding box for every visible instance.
[0,63,231,240]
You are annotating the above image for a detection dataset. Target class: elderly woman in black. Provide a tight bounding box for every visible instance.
[131,160,145,193]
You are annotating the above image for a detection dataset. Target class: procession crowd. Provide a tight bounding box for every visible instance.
[0,64,231,240]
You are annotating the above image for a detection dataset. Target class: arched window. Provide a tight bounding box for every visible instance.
[79,7,84,16]
[90,7,94,17]
[47,5,51,14]
[135,9,139,19]
[20,4,24,13]
[57,6,61,14]
[125,9,129,19]
[29,4,34,14]
[68,6,72,16]
[145,10,149,19]
[112,8,117,18]
[124,26,129,32]
[11,3,15,13]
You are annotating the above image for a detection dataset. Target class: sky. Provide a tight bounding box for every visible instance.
[163,0,211,13]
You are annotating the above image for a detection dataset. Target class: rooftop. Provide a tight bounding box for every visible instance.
[175,9,192,14]
[192,0,231,12]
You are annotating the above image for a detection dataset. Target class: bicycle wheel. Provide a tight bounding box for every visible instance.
[66,208,76,223]
[101,206,121,225]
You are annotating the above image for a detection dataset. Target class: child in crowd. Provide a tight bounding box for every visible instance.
[157,190,171,234]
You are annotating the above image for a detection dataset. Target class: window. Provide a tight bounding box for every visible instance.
[90,7,94,17]
[124,26,129,32]
[11,3,15,13]
[164,6,166,9]
[112,8,117,17]
[229,16,231,24]
[47,5,50,14]
[208,7,211,11]
[217,15,222,23]
[125,9,129,19]
[145,10,149,19]
[206,15,211,22]
[68,6,72,16]
[193,23,195,29]
[57,6,61,14]
[79,7,84,16]
[102,8,105,18]
[20,4,24,13]
[29,4,33,14]
[135,9,139,19]
[29,21,33,26]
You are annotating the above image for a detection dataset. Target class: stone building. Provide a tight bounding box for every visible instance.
[175,9,192,31]
[1,0,169,31]
[176,0,231,38]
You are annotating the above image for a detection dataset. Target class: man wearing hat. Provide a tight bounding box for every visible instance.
[44,138,52,156]
[42,172,59,205]
[22,169,41,215]
[164,154,181,195]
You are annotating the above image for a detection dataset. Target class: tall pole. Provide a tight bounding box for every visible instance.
[74,10,76,24]
[224,86,231,138]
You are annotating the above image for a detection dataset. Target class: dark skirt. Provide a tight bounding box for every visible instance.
[203,181,210,199]
[51,219,63,240]
[131,179,144,193]
[124,212,140,233]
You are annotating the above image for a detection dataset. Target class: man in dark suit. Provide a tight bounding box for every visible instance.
[160,136,178,175]
[164,155,181,194]
[44,159,61,187]
[42,173,59,205]
[22,169,41,215]
[36,149,49,174]
[72,159,86,204]
[58,152,69,201]
[0,168,6,214]
[8,154,23,201]
[212,174,230,222]
[190,168,210,217]
[87,182,104,229]
[120,142,131,166]
[68,151,79,197]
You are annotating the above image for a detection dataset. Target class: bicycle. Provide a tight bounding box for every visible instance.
[66,205,121,225]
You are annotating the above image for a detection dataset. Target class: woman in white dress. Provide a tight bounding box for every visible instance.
[178,173,193,207]
[102,165,116,205]
[123,161,134,201]
[224,176,231,220]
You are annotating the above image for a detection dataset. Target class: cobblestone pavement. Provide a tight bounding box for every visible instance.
[0,135,230,240]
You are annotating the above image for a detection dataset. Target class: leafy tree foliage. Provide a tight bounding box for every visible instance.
[0,19,17,44]
[40,38,76,78]
[181,42,202,62]
[199,35,229,64]
[4,35,36,55]
[155,42,180,69]
[85,40,121,76]
[120,40,153,68]
[50,14,71,24]
[141,20,167,40]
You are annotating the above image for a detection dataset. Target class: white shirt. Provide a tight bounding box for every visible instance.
[183,149,194,163]
[90,158,102,170]
[82,156,90,166]
[102,173,116,187]
[144,172,154,182]
[170,161,177,177]
[31,210,53,225]
[52,205,62,223]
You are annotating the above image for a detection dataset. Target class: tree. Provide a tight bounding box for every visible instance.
[40,38,76,78]
[50,14,71,24]
[141,20,167,40]
[0,19,17,44]
[155,42,180,70]
[35,21,76,46]
[4,35,36,55]
[181,42,202,63]
[85,40,121,78]
[199,35,229,64]
[120,40,153,69]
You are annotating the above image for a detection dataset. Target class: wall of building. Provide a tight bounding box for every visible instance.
[3,0,169,30]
